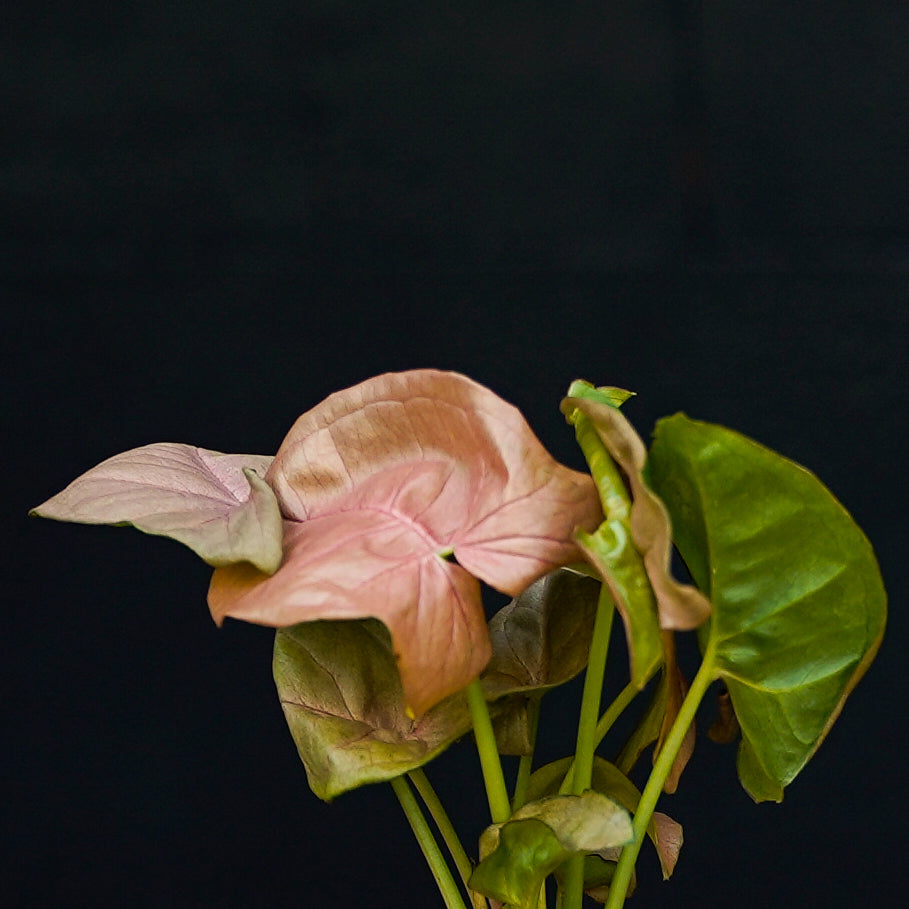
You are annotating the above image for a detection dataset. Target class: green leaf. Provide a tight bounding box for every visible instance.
[273,619,474,801]
[469,792,633,908]
[525,757,683,881]
[573,524,663,688]
[564,394,712,633]
[565,380,636,409]
[648,414,887,801]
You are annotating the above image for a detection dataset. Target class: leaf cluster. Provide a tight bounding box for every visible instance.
[30,371,886,908]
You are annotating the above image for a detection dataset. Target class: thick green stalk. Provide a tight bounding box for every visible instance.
[558,680,642,796]
[391,775,468,909]
[571,587,616,794]
[561,585,615,909]
[603,644,717,909]
[595,679,645,747]
[568,414,630,521]
[408,768,475,892]
[466,678,511,825]
[511,695,542,812]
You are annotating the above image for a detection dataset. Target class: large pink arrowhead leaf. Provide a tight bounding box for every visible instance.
[209,370,602,716]
[31,444,283,574]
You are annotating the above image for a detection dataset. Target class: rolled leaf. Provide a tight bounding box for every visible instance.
[563,393,711,631]
[648,414,887,801]
[573,524,663,688]
[31,444,282,573]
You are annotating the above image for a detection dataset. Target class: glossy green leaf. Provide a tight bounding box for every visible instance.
[648,414,887,801]
[273,619,474,801]
[469,792,633,908]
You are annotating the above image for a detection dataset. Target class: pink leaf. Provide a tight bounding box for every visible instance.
[31,444,283,574]
[211,370,602,714]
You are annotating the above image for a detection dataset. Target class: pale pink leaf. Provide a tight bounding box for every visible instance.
[214,370,603,714]
[267,370,602,593]
[31,443,283,574]
[210,506,489,717]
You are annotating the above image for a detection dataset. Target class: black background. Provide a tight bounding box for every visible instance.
[4,2,907,907]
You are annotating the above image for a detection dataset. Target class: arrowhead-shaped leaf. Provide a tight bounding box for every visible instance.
[648,414,887,801]
[31,444,282,573]
[212,370,602,715]
[273,618,475,801]
[469,791,633,909]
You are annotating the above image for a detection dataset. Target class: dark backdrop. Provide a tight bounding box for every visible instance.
[4,3,907,907]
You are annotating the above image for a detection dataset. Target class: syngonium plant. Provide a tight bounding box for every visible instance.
[31,369,886,908]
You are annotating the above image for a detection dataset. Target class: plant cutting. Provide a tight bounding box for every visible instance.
[31,369,886,907]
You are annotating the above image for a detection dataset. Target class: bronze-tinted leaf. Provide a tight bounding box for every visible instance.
[708,686,741,745]
[273,619,474,800]
[483,569,602,700]
[615,633,694,794]
[654,633,695,794]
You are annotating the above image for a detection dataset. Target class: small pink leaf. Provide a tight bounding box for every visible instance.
[213,370,603,714]
[31,444,283,574]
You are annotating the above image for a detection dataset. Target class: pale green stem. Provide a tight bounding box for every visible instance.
[595,679,640,748]
[559,679,642,796]
[511,695,542,812]
[408,768,475,892]
[466,678,511,824]
[561,585,615,909]
[603,644,717,909]
[392,775,468,909]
